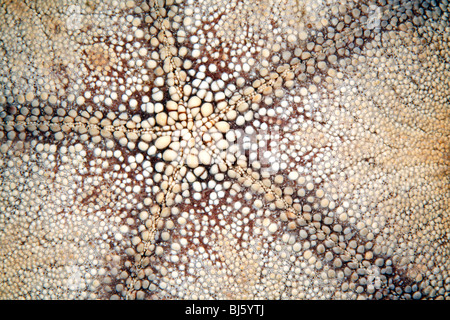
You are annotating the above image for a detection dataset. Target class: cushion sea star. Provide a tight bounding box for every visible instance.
[0,0,449,300]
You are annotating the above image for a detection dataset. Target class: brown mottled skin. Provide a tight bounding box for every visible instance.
[0,0,449,299]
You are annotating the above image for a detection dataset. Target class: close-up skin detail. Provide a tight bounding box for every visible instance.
[0,0,449,300]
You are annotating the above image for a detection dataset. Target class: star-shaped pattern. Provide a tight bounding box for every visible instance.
[0,0,449,300]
